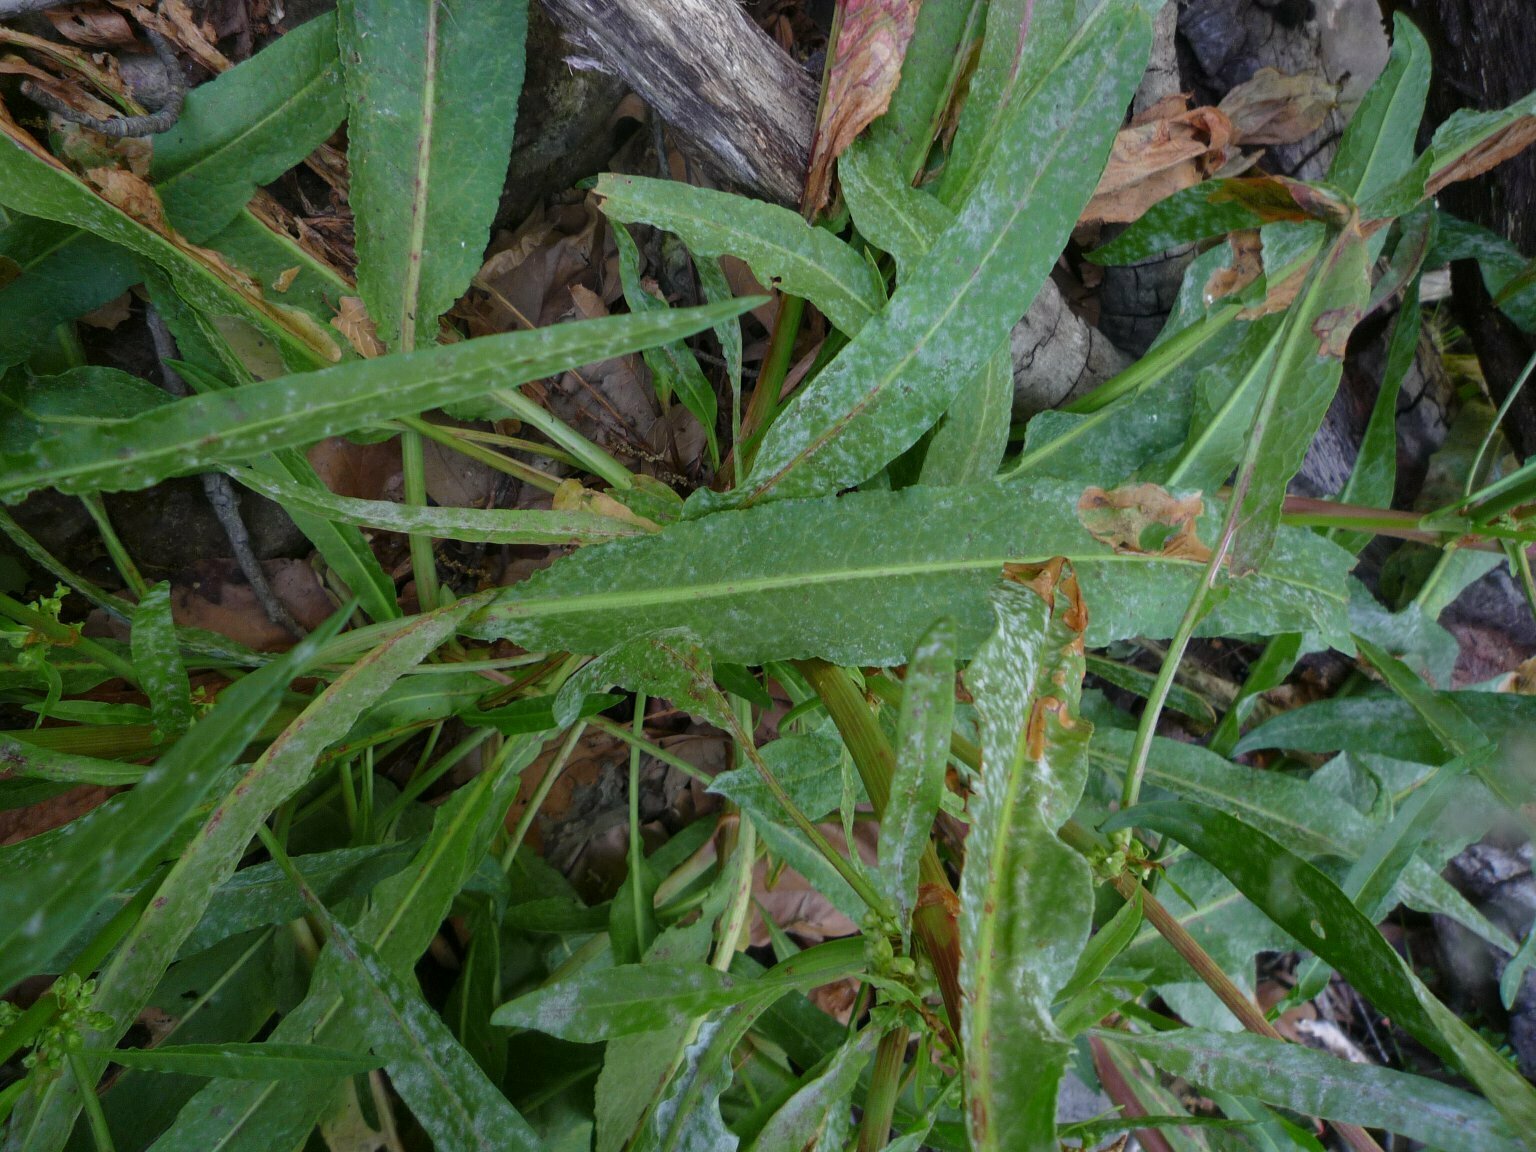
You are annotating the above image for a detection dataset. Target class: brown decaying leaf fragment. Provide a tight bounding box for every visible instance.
[1077,484,1213,563]
[803,0,920,215]
[1082,97,1234,226]
[331,296,386,359]
[1203,229,1263,302]
[47,4,138,49]
[1217,66,1337,146]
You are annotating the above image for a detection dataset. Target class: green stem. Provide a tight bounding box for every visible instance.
[737,294,806,475]
[0,591,140,687]
[628,693,649,948]
[395,416,563,493]
[71,1055,116,1152]
[588,716,714,785]
[78,496,147,600]
[487,387,635,491]
[399,428,441,613]
[795,660,964,1042]
[858,1026,909,1152]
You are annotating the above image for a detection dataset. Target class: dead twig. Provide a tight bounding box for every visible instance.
[21,27,183,137]
[145,306,306,639]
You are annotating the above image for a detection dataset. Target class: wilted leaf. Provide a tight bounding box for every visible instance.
[1082,100,1234,226]
[1218,67,1337,146]
[804,0,922,214]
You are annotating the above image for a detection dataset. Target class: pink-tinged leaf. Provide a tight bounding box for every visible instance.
[804,0,921,214]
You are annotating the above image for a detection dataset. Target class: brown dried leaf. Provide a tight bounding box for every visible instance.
[1219,67,1337,146]
[1312,305,1363,360]
[464,197,606,335]
[552,479,660,531]
[272,266,300,293]
[421,423,498,508]
[331,296,386,358]
[306,435,402,501]
[1077,483,1213,562]
[111,0,231,73]
[1082,103,1234,226]
[85,165,168,229]
[46,4,137,47]
[80,291,132,329]
[171,558,337,651]
[804,0,921,214]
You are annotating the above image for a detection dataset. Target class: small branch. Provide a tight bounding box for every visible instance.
[23,30,184,138]
[145,308,304,638]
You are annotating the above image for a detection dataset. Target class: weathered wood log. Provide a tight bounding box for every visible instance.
[538,0,1127,410]
[539,0,816,206]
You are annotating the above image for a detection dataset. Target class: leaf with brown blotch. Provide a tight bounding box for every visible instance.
[1427,115,1536,197]
[1219,67,1337,146]
[1203,229,1263,302]
[1077,484,1213,563]
[804,0,921,215]
[1082,100,1234,226]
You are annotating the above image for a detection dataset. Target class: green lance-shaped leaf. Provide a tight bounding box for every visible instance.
[315,911,542,1152]
[492,938,865,1041]
[840,141,1012,486]
[230,465,646,547]
[130,581,194,741]
[937,0,1075,209]
[0,217,139,369]
[554,627,732,730]
[959,564,1093,1152]
[468,481,1355,665]
[612,222,719,466]
[865,0,983,184]
[745,1026,876,1152]
[596,174,884,338]
[878,619,956,944]
[639,1004,765,1152]
[4,598,483,1152]
[78,1044,382,1081]
[1328,12,1431,207]
[724,4,1153,507]
[117,698,538,1152]
[152,13,346,242]
[1230,219,1370,573]
[0,735,147,787]
[0,299,752,501]
[0,611,340,998]
[0,121,340,373]
[339,0,528,348]
[1097,1028,1524,1152]
[1106,800,1536,1139]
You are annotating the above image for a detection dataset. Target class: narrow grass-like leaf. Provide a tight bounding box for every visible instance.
[340,0,528,348]
[613,221,719,466]
[493,939,865,1041]
[879,619,955,943]
[596,174,883,338]
[7,599,478,1152]
[1099,1029,1524,1152]
[936,0,1073,209]
[0,736,145,786]
[1327,13,1431,206]
[0,299,751,501]
[745,1027,874,1152]
[1235,692,1536,761]
[960,566,1092,1152]
[1230,222,1370,572]
[151,14,346,241]
[725,4,1152,506]
[0,218,138,369]
[470,481,1355,664]
[317,913,541,1151]
[0,614,337,997]
[0,119,339,372]
[231,465,645,546]
[123,694,538,1152]
[1057,890,1143,1008]
[1108,800,1536,1137]
[80,1044,381,1080]
[130,582,193,741]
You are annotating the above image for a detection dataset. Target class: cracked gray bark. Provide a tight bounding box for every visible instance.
[538,0,1126,416]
